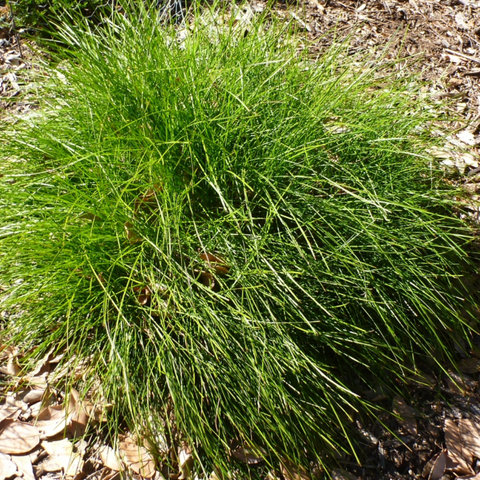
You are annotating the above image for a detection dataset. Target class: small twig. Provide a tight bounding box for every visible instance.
[445,48,480,64]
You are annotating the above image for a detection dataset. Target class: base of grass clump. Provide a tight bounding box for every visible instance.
[0,2,478,476]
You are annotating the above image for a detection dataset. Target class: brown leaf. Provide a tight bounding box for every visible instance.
[393,397,417,435]
[24,348,56,379]
[69,407,89,438]
[0,452,18,480]
[5,393,26,410]
[445,371,470,396]
[134,184,162,214]
[457,473,480,480]
[231,446,264,465]
[199,271,216,290]
[40,453,83,476]
[0,356,21,376]
[178,447,193,479]
[200,252,230,276]
[98,445,121,471]
[25,373,48,389]
[119,435,156,479]
[280,460,310,480]
[35,405,71,438]
[428,450,447,480]
[29,402,42,418]
[445,419,474,475]
[83,402,110,423]
[11,454,35,480]
[458,419,480,458]
[41,438,72,456]
[0,420,40,454]
[40,438,84,476]
[23,388,46,405]
[133,285,151,306]
[124,222,142,244]
[458,358,480,374]
[0,405,20,424]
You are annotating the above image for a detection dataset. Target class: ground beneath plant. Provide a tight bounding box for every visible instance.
[2,1,480,479]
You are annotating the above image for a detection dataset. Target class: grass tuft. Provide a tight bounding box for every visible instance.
[0,2,478,475]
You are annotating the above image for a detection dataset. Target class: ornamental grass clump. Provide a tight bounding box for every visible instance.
[0,3,478,475]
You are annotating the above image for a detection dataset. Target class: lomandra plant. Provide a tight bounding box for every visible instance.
[0,2,478,476]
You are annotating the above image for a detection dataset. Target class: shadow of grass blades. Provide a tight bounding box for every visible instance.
[0,3,478,476]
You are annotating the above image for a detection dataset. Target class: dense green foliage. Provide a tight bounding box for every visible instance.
[11,0,112,29]
[0,3,477,475]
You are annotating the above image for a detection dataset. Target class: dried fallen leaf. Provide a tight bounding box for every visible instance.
[11,454,35,480]
[41,439,84,476]
[0,356,21,376]
[24,347,56,379]
[0,452,18,480]
[179,447,193,479]
[445,419,474,475]
[23,388,46,405]
[134,184,162,214]
[30,402,42,418]
[393,397,417,435]
[458,419,480,458]
[25,372,48,389]
[65,389,89,437]
[119,435,156,479]
[125,222,142,244]
[199,271,216,290]
[458,130,477,146]
[42,438,73,456]
[0,420,40,454]
[427,450,447,480]
[457,473,480,480]
[458,358,480,374]
[280,460,310,480]
[445,371,470,395]
[5,393,26,410]
[133,285,151,306]
[0,405,20,423]
[40,453,83,476]
[98,445,121,471]
[231,446,264,465]
[36,405,70,438]
[200,252,230,276]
